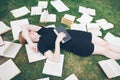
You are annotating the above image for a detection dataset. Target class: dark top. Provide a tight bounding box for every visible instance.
[37,27,94,57]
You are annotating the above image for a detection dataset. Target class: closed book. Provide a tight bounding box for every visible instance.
[54,26,71,43]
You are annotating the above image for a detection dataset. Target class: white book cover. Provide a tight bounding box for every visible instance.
[63,14,76,21]
[10,18,29,40]
[0,36,4,46]
[0,21,11,35]
[36,77,49,80]
[42,54,64,77]
[96,19,114,30]
[51,0,69,12]
[0,59,21,80]
[40,10,56,23]
[64,74,78,80]
[38,1,48,9]
[76,14,93,24]
[70,23,87,31]
[25,44,46,63]
[98,59,120,78]
[10,6,30,18]
[104,32,120,47]
[31,6,42,15]
[0,41,22,58]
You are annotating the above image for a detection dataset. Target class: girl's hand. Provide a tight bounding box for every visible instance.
[29,43,38,53]
[56,32,66,42]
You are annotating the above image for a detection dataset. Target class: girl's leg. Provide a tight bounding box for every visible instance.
[92,44,120,60]
[92,35,120,53]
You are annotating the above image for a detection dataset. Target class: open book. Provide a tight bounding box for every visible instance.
[42,54,64,77]
[0,36,4,46]
[96,19,114,30]
[25,44,46,63]
[0,59,21,80]
[54,26,71,43]
[10,18,29,40]
[61,14,76,26]
[65,74,78,80]
[40,10,56,23]
[87,23,102,36]
[51,0,69,12]
[31,6,42,16]
[79,6,96,16]
[0,41,22,58]
[0,21,11,35]
[98,59,120,78]
[76,14,93,24]
[10,6,30,18]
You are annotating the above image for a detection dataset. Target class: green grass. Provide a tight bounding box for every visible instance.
[1,0,120,80]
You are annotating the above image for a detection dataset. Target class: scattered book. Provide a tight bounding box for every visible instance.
[40,10,56,23]
[42,54,64,77]
[79,6,96,16]
[87,23,102,36]
[96,19,114,30]
[0,36,4,46]
[51,0,69,12]
[61,14,76,26]
[0,21,11,35]
[10,6,30,18]
[38,1,48,9]
[10,18,29,40]
[36,77,49,80]
[31,6,42,16]
[76,14,93,24]
[0,59,21,80]
[0,41,22,58]
[54,26,71,43]
[25,44,46,63]
[104,32,120,47]
[45,24,56,28]
[98,59,120,78]
[70,23,87,31]
[65,74,78,80]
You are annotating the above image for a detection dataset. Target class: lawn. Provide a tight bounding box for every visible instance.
[0,0,120,80]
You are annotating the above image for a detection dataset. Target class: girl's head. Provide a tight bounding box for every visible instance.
[19,30,40,44]
[19,31,27,44]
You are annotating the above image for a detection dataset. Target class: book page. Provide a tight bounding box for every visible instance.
[4,42,22,58]
[98,59,120,78]
[0,41,11,56]
[42,54,64,77]
[0,59,21,80]
[10,18,29,40]
[0,21,11,35]
[51,0,69,12]
[40,10,49,23]
[45,24,56,28]
[25,44,46,63]
[38,1,48,9]
[10,6,30,18]
[47,14,56,22]
[70,23,87,31]
[65,74,78,80]
[36,77,49,80]
[0,36,4,46]
[31,6,42,15]
[76,14,93,24]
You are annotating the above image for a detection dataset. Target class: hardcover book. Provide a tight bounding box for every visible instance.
[54,26,71,43]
